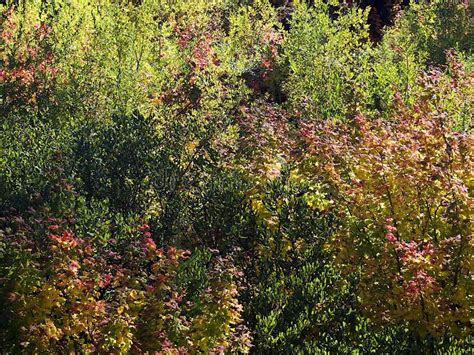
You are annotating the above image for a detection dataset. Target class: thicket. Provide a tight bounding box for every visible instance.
[1,0,473,353]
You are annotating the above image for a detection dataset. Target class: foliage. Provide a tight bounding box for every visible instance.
[0,202,249,353]
[282,0,372,120]
[297,73,473,340]
[1,0,473,353]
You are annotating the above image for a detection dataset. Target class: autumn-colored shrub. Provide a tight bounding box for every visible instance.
[0,206,250,353]
[1,7,59,118]
[297,80,473,339]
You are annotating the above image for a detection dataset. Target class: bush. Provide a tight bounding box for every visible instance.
[297,78,473,342]
[0,201,250,353]
[1,0,473,352]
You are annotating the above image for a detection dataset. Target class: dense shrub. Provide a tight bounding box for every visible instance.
[0,201,250,353]
[297,74,473,342]
[1,0,473,353]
